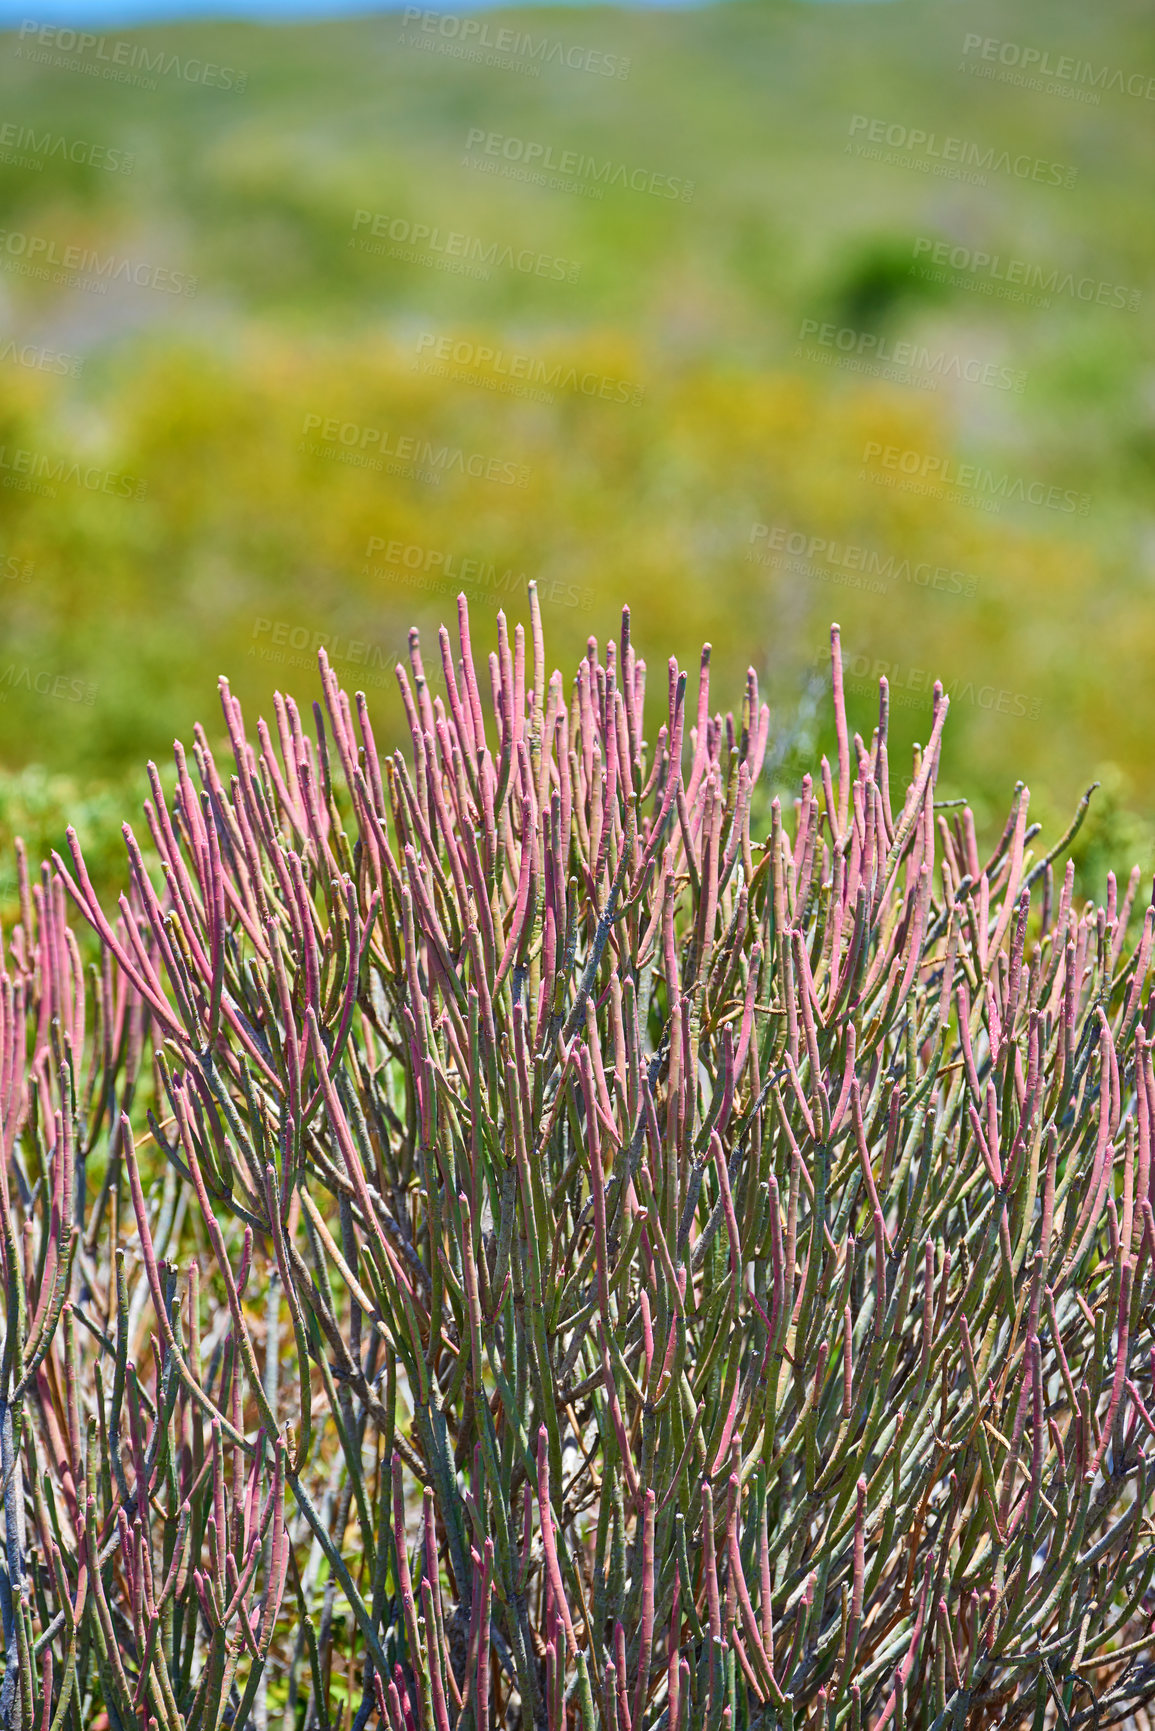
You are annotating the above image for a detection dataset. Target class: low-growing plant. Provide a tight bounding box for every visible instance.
[0,596,1152,1730]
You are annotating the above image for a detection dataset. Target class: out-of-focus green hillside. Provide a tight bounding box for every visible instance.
[1,0,1155,893]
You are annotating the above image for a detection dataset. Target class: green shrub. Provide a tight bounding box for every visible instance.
[0,599,1152,1730]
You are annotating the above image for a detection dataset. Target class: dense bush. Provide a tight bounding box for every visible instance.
[0,597,1152,1730]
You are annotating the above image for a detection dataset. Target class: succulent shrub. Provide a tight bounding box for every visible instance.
[0,594,1153,1731]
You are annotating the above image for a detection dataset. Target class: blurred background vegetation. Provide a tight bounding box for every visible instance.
[2,0,1155,907]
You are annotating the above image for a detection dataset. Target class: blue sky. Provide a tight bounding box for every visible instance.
[0,0,714,21]
[0,0,892,28]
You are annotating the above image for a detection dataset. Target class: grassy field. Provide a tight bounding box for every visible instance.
[1,0,1155,892]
